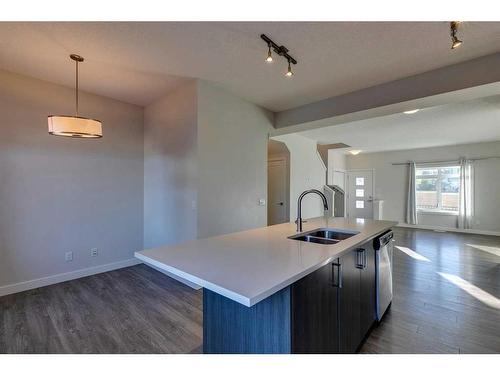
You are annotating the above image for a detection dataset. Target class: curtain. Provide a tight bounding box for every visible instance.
[406,161,418,225]
[458,158,474,230]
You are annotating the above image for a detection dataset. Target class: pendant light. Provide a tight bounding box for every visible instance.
[48,54,102,138]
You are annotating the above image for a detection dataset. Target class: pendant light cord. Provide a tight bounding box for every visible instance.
[75,59,79,117]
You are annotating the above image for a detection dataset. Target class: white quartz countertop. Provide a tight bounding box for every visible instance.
[135,217,397,307]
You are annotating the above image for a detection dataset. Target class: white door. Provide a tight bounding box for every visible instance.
[347,170,374,219]
[268,159,287,225]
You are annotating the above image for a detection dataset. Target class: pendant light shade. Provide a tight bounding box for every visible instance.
[48,115,102,138]
[48,54,102,138]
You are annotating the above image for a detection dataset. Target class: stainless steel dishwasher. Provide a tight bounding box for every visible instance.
[374,230,394,321]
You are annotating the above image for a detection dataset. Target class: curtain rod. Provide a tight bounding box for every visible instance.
[391,156,500,165]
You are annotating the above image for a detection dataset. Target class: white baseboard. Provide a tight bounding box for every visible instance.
[397,222,500,237]
[0,258,142,298]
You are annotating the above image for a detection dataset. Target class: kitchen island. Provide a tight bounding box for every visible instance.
[135,217,396,354]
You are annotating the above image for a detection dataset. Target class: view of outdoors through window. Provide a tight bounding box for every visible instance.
[416,165,460,212]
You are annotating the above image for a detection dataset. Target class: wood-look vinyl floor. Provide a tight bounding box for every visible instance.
[0,265,203,353]
[360,228,500,354]
[1,227,499,353]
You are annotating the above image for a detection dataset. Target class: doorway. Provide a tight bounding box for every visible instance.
[267,140,290,225]
[268,159,288,225]
[347,170,374,219]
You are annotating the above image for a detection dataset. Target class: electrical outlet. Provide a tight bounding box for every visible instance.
[91,248,98,257]
[65,251,73,262]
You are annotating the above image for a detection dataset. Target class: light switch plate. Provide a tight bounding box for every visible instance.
[258,198,266,206]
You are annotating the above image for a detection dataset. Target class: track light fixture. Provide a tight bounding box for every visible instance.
[450,22,463,49]
[260,34,297,77]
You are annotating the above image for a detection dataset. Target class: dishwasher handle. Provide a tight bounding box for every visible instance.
[374,230,393,250]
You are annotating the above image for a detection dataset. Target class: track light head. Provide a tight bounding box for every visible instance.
[285,59,293,77]
[451,36,463,49]
[450,22,463,49]
[266,43,273,63]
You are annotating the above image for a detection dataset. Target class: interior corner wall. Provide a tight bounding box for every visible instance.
[272,134,327,221]
[143,81,198,248]
[345,141,500,232]
[327,150,347,185]
[0,69,144,289]
[196,81,274,238]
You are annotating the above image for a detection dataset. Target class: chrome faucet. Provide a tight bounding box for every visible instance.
[296,189,329,232]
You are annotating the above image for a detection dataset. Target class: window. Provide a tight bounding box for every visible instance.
[356,200,364,209]
[356,177,364,186]
[356,189,364,197]
[416,165,460,213]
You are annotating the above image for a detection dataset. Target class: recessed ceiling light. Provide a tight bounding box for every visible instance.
[349,150,362,155]
[403,109,420,114]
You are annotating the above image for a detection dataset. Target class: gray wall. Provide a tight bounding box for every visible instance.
[197,81,274,238]
[143,81,198,248]
[0,69,144,287]
[346,141,500,232]
[143,80,274,242]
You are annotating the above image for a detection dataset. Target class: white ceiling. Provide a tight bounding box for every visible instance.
[298,95,500,153]
[0,22,500,110]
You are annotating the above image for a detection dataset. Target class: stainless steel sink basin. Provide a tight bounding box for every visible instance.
[288,228,359,245]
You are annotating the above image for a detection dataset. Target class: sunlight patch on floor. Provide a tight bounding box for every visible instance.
[466,244,500,258]
[395,246,431,262]
[437,272,500,309]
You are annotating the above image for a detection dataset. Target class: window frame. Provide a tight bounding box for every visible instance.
[415,164,460,215]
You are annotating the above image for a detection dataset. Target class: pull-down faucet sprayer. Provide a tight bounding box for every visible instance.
[296,189,329,232]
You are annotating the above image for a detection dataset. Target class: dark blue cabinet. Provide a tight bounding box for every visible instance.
[203,242,377,354]
[291,260,339,353]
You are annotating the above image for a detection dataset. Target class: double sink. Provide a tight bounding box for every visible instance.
[288,228,359,245]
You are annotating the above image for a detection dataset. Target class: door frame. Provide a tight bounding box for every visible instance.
[346,169,375,219]
[268,156,290,224]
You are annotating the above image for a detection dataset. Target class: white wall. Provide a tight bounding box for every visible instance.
[346,141,500,232]
[327,149,346,187]
[197,81,274,238]
[0,69,144,288]
[143,81,198,248]
[272,134,326,221]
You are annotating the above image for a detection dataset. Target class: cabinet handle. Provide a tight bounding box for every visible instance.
[332,262,342,288]
[356,249,363,269]
[356,248,367,269]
